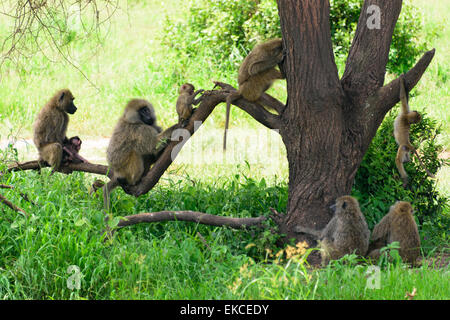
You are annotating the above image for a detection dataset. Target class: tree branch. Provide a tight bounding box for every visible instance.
[0,184,36,205]
[260,93,286,114]
[377,49,436,114]
[362,49,436,144]
[0,193,28,217]
[341,0,402,106]
[5,160,112,178]
[213,81,282,129]
[117,210,267,229]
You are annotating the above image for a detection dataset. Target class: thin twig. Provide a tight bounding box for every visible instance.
[0,193,28,217]
[0,184,36,205]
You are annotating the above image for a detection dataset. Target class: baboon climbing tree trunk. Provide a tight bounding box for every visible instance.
[275,0,435,248]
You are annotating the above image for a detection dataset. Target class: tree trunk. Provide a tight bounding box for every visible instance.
[276,0,434,255]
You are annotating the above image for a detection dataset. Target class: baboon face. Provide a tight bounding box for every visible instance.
[58,90,77,114]
[124,99,157,126]
[139,106,156,126]
[180,83,194,95]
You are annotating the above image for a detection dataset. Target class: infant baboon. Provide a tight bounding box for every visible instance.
[367,201,421,265]
[33,89,77,171]
[223,38,285,150]
[295,196,370,265]
[176,83,204,127]
[62,136,89,165]
[103,99,171,210]
[394,76,434,187]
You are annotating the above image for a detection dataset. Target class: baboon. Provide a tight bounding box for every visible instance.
[295,196,370,265]
[103,99,172,210]
[176,83,204,127]
[367,201,421,265]
[223,38,285,150]
[33,89,77,171]
[62,136,89,164]
[394,76,434,187]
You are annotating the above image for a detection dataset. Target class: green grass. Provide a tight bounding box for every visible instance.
[0,0,449,300]
[0,169,448,299]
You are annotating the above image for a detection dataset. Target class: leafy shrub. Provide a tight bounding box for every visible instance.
[162,0,426,74]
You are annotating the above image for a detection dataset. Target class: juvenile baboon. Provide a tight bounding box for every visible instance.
[33,89,77,171]
[394,76,434,187]
[176,83,204,127]
[223,38,285,150]
[367,201,421,265]
[295,196,370,265]
[103,99,172,210]
[62,136,89,164]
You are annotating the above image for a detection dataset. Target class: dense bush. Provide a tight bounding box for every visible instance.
[162,0,426,74]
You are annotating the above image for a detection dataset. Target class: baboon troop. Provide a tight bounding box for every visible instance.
[223,38,285,150]
[28,39,429,267]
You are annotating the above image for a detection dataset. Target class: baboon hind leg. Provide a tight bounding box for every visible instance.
[41,143,63,171]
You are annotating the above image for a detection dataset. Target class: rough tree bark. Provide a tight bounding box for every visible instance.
[276,0,435,253]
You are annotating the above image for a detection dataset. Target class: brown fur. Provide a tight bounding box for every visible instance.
[367,201,421,265]
[295,196,370,265]
[176,83,203,127]
[224,38,285,150]
[103,99,169,210]
[33,89,77,171]
[394,77,433,186]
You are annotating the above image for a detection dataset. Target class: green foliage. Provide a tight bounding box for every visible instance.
[353,111,449,246]
[162,0,426,74]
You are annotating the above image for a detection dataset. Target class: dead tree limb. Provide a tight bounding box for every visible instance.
[0,184,36,205]
[117,211,267,229]
[0,194,28,217]
[5,160,112,178]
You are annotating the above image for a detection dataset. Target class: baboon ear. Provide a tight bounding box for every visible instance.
[342,201,347,210]
[59,92,65,102]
